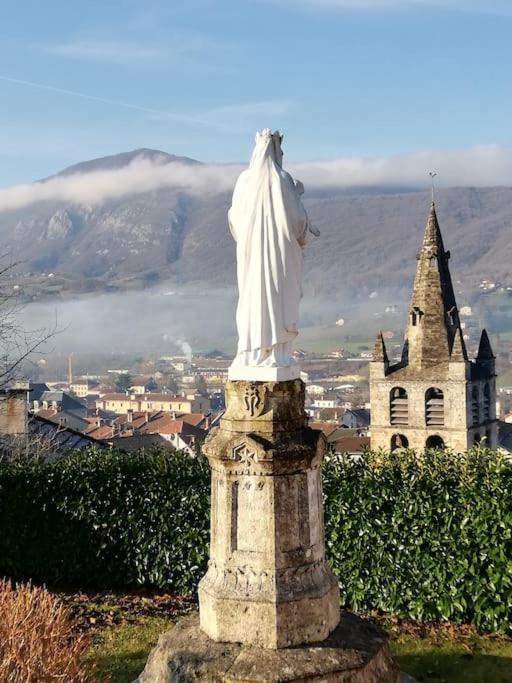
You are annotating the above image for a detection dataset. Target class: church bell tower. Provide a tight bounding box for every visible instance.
[370,201,497,452]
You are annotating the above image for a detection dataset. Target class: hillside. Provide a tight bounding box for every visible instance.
[2,149,512,297]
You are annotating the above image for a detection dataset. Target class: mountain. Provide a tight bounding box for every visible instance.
[2,149,512,298]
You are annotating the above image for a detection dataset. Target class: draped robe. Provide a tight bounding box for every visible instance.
[229,130,309,368]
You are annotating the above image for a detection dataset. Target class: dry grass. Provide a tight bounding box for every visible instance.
[0,579,97,682]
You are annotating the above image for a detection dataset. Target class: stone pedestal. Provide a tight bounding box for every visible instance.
[138,377,401,681]
[136,612,400,682]
[198,379,340,649]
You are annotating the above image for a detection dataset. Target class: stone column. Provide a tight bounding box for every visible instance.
[198,379,340,649]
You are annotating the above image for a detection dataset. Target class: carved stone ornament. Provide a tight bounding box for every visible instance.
[231,443,258,466]
[243,382,267,417]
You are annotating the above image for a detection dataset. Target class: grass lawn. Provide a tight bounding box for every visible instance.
[391,634,512,683]
[85,616,171,683]
[85,612,512,682]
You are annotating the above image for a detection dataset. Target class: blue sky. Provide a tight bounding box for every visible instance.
[1,0,511,186]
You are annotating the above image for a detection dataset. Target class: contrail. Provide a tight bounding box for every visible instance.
[0,74,226,130]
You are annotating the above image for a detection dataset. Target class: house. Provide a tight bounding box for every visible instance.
[33,408,91,433]
[28,382,50,403]
[70,380,100,398]
[306,406,344,423]
[498,421,512,457]
[33,390,87,418]
[305,384,326,396]
[342,408,371,432]
[312,397,340,409]
[308,421,340,440]
[29,414,100,453]
[137,414,206,455]
[95,392,210,415]
[331,435,371,456]
[92,409,208,455]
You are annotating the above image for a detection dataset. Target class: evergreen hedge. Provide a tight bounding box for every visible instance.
[0,446,510,630]
[323,449,512,632]
[0,449,210,593]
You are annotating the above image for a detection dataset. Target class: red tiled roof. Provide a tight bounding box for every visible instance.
[98,393,193,404]
[332,436,371,453]
[308,421,339,438]
[87,425,115,440]
[181,413,207,426]
[138,414,205,439]
[35,408,58,419]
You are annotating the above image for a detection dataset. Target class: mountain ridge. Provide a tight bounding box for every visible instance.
[2,149,511,298]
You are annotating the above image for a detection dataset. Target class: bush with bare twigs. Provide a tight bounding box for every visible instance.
[0,579,96,682]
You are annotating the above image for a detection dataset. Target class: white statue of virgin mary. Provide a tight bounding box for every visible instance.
[228,129,310,381]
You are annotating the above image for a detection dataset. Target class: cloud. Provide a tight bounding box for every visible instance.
[0,145,511,213]
[269,0,512,12]
[0,157,241,212]
[291,145,512,189]
[38,32,232,65]
[41,41,163,64]
[206,100,295,118]
[0,75,219,128]
[0,76,293,134]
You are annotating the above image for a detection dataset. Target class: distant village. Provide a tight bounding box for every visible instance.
[3,204,512,458]
[2,347,373,459]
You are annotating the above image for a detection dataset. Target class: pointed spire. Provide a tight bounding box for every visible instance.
[407,202,461,368]
[477,329,495,360]
[421,202,445,252]
[450,326,468,362]
[373,331,389,364]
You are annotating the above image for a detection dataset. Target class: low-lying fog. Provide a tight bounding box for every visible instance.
[18,283,410,369]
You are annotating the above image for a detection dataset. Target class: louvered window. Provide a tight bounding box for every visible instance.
[471,386,479,426]
[390,387,408,425]
[425,388,444,426]
[483,384,491,421]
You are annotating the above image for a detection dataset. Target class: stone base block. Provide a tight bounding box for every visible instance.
[227,365,300,382]
[199,582,340,649]
[136,612,400,682]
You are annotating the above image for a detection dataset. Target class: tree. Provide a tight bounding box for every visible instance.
[114,373,133,392]
[0,258,57,389]
[195,375,208,396]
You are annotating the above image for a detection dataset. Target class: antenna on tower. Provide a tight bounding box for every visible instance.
[429,171,437,204]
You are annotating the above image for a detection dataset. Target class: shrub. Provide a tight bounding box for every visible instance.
[323,448,512,632]
[0,447,210,593]
[0,579,94,682]
[0,445,511,631]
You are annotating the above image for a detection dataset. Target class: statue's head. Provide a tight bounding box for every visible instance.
[253,129,284,167]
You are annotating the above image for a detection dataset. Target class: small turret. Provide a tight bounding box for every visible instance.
[450,326,468,362]
[476,329,495,376]
[373,331,389,364]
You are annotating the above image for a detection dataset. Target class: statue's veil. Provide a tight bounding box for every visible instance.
[228,129,309,358]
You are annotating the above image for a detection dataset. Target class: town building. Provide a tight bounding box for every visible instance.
[70,380,100,398]
[95,392,210,415]
[32,389,87,418]
[342,408,370,432]
[87,409,210,455]
[370,202,497,452]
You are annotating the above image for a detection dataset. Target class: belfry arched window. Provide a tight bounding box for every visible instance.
[426,435,445,449]
[390,387,408,426]
[471,386,479,426]
[425,388,444,426]
[391,434,409,451]
[483,384,491,421]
